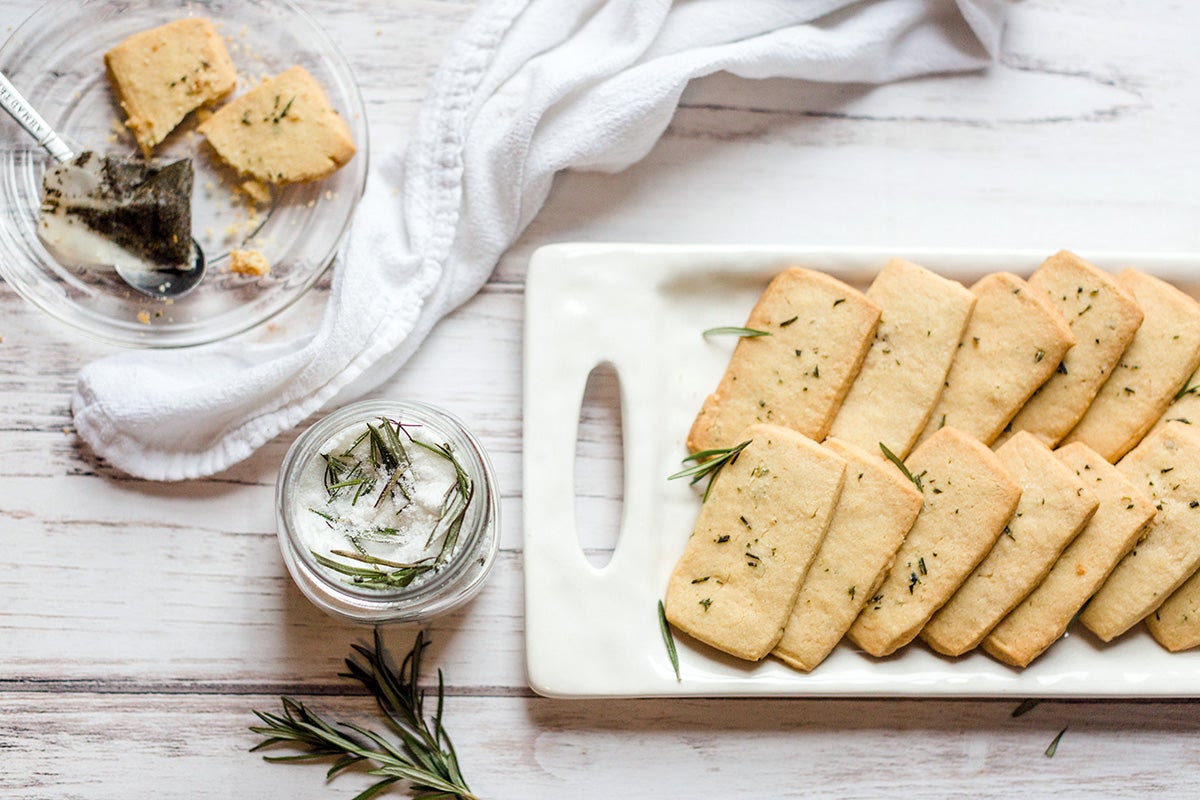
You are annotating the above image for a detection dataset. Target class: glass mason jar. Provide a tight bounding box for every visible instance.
[276,399,500,623]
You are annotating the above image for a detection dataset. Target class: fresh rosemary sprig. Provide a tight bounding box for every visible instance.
[668,439,752,502]
[879,442,923,492]
[250,629,477,800]
[702,326,771,338]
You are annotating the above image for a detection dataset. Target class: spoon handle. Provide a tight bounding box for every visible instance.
[0,71,74,163]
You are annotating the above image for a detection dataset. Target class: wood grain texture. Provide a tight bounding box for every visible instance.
[3,0,1200,796]
[6,694,1200,799]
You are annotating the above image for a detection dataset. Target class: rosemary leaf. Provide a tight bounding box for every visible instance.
[381,417,409,463]
[367,423,401,473]
[328,476,372,492]
[309,507,337,525]
[1045,726,1067,757]
[1175,373,1200,401]
[658,600,681,681]
[1011,698,1041,718]
[351,777,402,800]
[374,464,408,510]
[344,428,371,457]
[328,752,365,778]
[702,326,771,338]
[328,549,433,570]
[879,442,923,492]
[313,551,432,588]
[434,482,474,567]
[250,630,477,800]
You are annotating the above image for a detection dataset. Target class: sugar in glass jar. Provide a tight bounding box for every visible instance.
[276,399,499,623]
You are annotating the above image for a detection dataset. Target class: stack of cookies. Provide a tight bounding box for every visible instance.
[663,251,1200,671]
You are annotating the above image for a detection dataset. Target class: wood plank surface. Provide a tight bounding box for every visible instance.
[6,693,1200,799]
[3,0,1200,796]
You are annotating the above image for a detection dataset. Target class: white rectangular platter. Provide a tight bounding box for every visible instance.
[522,243,1200,698]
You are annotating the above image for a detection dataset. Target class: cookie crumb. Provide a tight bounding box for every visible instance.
[230,248,270,276]
[239,179,272,205]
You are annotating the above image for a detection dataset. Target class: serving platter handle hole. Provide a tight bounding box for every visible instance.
[573,361,625,570]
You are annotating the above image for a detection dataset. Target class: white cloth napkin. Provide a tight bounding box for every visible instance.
[71,0,1005,481]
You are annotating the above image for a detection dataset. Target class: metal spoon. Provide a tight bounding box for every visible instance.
[0,71,206,298]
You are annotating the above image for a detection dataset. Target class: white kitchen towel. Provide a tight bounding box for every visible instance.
[72,0,1005,481]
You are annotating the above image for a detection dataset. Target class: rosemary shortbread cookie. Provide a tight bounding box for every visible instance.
[687,268,880,453]
[828,258,976,460]
[1080,422,1200,641]
[1002,252,1143,448]
[917,272,1074,447]
[1147,568,1200,652]
[920,432,1098,657]
[846,427,1022,658]
[773,437,924,671]
[199,66,357,184]
[983,443,1156,668]
[1062,270,1200,462]
[664,424,847,661]
[105,18,237,157]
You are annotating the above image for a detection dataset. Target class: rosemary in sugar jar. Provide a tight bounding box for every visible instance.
[276,399,499,623]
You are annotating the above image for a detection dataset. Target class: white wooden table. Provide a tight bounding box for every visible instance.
[4,1,1200,797]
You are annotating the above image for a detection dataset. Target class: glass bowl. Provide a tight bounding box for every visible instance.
[0,0,369,347]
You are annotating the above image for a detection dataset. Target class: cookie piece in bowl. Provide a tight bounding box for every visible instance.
[198,65,356,185]
[105,18,237,156]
